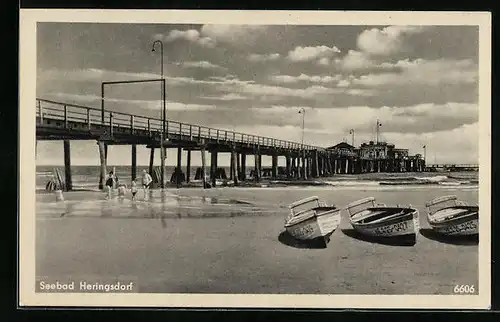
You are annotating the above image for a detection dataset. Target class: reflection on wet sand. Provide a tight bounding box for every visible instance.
[37,193,269,222]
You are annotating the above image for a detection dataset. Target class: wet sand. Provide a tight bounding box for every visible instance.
[36,186,479,294]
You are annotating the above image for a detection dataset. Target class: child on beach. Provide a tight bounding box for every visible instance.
[131,179,138,201]
[117,179,127,199]
[105,171,115,199]
[142,170,153,201]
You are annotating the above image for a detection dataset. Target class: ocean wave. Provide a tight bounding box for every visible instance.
[324,180,380,186]
[412,175,449,182]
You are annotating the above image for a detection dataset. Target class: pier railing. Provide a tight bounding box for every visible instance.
[36,98,325,152]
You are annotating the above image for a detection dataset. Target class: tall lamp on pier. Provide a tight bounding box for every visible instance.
[298,108,306,147]
[152,39,167,189]
[423,145,427,163]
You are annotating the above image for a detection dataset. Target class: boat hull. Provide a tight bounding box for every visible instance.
[428,207,478,236]
[285,211,341,242]
[350,209,419,238]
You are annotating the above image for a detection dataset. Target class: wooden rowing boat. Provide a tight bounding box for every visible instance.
[346,197,419,239]
[425,195,478,236]
[285,196,341,245]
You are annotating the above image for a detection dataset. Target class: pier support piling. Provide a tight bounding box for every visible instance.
[286,155,291,179]
[63,140,72,191]
[229,151,234,180]
[148,147,155,175]
[236,152,241,182]
[210,150,218,187]
[272,153,278,179]
[201,144,207,188]
[232,148,239,186]
[302,151,307,180]
[131,144,137,181]
[241,153,246,181]
[177,147,182,188]
[186,150,191,183]
[254,149,261,182]
[98,141,107,190]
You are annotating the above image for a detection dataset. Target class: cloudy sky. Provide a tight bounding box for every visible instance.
[36,23,479,166]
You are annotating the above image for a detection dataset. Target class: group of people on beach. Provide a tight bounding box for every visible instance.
[105,169,153,201]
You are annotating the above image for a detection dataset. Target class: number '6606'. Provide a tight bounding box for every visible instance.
[453,285,475,294]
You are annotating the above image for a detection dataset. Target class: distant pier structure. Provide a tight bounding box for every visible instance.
[36,98,429,191]
[325,141,426,174]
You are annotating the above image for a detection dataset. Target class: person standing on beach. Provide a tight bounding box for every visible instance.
[142,170,153,201]
[105,171,115,199]
[131,179,138,201]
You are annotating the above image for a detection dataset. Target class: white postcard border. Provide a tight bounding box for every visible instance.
[19,9,492,309]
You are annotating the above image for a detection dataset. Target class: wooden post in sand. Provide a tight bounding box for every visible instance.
[186,149,191,183]
[63,140,72,191]
[200,143,207,188]
[148,147,155,175]
[98,140,107,190]
[131,144,137,181]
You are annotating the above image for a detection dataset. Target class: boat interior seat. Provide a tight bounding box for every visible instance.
[430,206,476,222]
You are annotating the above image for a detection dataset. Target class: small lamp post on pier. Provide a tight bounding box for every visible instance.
[349,129,355,147]
[152,40,167,189]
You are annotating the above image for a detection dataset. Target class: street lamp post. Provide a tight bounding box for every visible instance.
[349,129,355,147]
[152,40,166,189]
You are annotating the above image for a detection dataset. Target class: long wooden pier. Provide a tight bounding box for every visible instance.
[35,98,426,191]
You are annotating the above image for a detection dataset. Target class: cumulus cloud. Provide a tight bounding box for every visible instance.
[352,58,478,87]
[247,53,281,62]
[334,50,376,71]
[269,73,342,84]
[287,45,341,62]
[179,61,228,71]
[200,93,248,101]
[357,25,427,56]
[200,25,268,45]
[153,30,216,48]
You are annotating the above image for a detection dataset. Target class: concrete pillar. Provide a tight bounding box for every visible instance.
[186,149,191,183]
[176,147,182,188]
[131,144,137,181]
[63,140,72,191]
[345,159,349,174]
[271,153,278,179]
[98,141,107,190]
[148,147,155,175]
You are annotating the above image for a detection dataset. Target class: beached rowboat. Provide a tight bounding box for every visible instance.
[425,195,478,236]
[346,197,419,239]
[285,196,341,244]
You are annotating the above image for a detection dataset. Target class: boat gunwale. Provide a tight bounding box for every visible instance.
[284,206,340,228]
[349,208,418,228]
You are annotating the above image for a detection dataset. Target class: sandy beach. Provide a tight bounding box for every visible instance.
[35,182,479,295]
